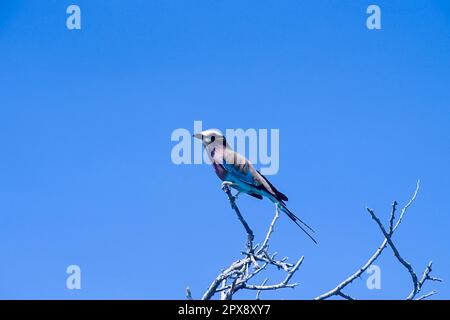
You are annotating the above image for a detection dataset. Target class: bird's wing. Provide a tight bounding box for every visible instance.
[256,170,289,202]
[222,150,277,197]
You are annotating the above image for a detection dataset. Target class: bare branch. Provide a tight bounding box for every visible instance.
[410,261,443,300]
[242,257,303,290]
[202,195,303,300]
[242,282,298,291]
[315,181,440,300]
[416,291,438,300]
[366,207,419,299]
[185,287,193,300]
[388,201,398,234]
[337,291,354,300]
[222,184,254,252]
[202,258,249,300]
[198,180,441,301]
[258,205,280,254]
[256,278,268,300]
[395,180,420,230]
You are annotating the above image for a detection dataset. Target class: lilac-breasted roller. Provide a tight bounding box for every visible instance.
[193,129,317,244]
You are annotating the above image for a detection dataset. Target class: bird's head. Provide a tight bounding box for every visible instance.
[193,129,226,147]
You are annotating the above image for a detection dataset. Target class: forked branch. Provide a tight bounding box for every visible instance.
[315,181,441,300]
[200,187,303,300]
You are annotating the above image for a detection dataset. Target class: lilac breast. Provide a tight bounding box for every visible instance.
[212,162,227,181]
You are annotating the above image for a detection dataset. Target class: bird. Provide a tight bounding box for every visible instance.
[193,129,317,244]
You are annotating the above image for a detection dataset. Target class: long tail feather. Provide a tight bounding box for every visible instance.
[281,203,315,233]
[277,202,318,244]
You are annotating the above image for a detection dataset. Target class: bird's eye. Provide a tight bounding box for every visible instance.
[211,135,215,142]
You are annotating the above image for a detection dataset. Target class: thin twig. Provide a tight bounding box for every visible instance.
[243,256,304,291]
[388,201,398,234]
[222,184,254,252]
[416,291,438,300]
[258,206,280,254]
[337,291,354,300]
[366,207,419,299]
[395,180,420,230]
[185,287,193,300]
[256,278,268,300]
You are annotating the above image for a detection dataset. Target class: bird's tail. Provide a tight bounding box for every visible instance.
[277,201,317,244]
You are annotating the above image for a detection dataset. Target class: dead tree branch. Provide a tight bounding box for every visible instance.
[222,184,254,253]
[315,180,442,300]
[188,180,441,300]
[200,188,304,300]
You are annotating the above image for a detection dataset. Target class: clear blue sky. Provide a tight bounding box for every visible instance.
[0,0,449,299]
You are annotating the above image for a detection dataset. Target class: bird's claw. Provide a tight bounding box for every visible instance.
[221,181,234,190]
[221,182,241,198]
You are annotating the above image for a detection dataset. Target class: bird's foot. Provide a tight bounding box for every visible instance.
[221,181,241,198]
[221,181,235,190]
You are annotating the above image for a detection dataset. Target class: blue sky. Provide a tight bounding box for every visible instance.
[0,0,449,299]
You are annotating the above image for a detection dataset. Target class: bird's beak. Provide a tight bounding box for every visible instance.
[193,133,203,140]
